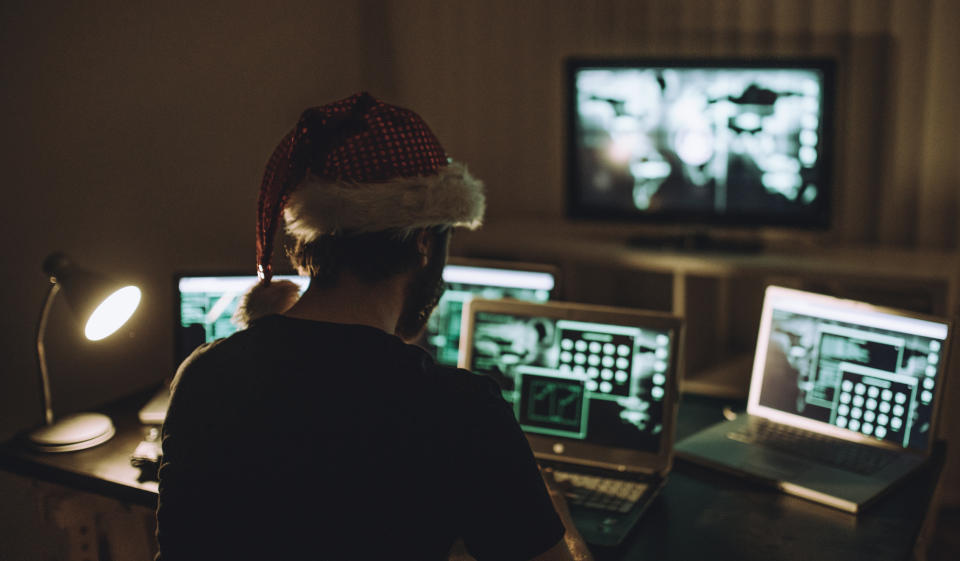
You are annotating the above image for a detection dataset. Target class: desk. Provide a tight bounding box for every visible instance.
[602,394,947,561]
[0,389,159,509]
[0,391,945,561]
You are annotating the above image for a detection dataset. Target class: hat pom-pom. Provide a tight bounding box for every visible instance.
[233,279,301,327]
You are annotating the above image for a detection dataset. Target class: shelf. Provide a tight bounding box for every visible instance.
[455,220,960,289]
[682,353,754,399]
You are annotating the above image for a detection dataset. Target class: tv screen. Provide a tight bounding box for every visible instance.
[566,58,834,229]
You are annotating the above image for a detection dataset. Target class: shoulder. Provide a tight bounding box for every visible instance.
[169,334,242,394]
[169,340,219,395]
[422,361,504,405]
[166,325,271,418]
[169,317,290,392]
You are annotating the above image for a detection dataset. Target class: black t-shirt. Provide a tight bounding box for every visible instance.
[156,315,564,561]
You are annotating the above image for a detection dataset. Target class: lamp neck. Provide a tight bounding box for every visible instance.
[36,281,59,426]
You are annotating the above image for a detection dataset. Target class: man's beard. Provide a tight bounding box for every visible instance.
[395,247,447,341]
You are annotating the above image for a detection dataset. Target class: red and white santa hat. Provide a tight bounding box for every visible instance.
[235,92,485,325]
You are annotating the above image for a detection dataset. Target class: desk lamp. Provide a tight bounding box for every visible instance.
[28,252,141,452]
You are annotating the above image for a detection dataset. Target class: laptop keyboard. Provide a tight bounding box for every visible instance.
[728,419,897,475]
[551,470,649,513]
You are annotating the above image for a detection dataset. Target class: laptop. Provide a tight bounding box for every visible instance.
[420,258,559,367]
[675,285,952,513]
[138,273,310,424]
[459,299,682,546]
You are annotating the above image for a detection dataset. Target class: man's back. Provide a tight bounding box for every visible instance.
[156,314,563,560]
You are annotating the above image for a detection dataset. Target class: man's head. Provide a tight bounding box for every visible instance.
[285,225,451,339]
[235,93,483,330]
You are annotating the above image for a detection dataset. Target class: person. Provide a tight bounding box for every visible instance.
[155,92,594,561]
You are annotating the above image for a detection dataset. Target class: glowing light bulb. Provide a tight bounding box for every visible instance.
[84,286,141,341]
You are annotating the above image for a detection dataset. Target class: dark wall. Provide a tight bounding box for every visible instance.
[0,1,364,439]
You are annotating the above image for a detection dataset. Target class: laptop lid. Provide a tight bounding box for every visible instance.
[423,258,559,367]
[174,273,310,365]
[747,286,952,455]
[460,299,682,474]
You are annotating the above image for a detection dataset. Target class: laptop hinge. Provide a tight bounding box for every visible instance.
[536,452,660,476]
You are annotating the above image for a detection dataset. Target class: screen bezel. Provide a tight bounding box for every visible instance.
[747,285,952,456]
[565,56,836,230]
[445,257,562,299]
[460,298,682,473]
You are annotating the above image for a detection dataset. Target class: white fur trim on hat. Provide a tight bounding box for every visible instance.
[233,279,301,327]
[283,161,484,240]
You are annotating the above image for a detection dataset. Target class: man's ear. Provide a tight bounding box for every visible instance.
[415,229,431,266]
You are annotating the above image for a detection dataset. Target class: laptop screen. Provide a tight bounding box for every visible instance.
[423,263,556,367]
[176,274,309,363]
[752,287,950,451]
[466,308,674,454]
[176,262,556,367]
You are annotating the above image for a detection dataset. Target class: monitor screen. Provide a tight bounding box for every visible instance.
[176,275,309,363]
[423,264,556,366]
[468,311,673,453]
[567,58,834,228]
[755,295,949,451]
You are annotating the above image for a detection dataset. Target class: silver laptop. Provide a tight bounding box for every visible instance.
[460,299,682,546]
[676,285,952,513]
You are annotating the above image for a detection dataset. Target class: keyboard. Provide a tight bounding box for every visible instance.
[727,419,897,475]
[551,470,648,513]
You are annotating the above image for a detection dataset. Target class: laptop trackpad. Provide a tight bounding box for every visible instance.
[738,449,810,480]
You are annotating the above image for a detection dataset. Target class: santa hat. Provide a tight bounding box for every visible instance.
[234,92,485,325]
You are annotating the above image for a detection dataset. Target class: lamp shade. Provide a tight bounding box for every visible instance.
[42,253,141,340]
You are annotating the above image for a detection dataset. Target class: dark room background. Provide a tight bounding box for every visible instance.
[1,1,958,551]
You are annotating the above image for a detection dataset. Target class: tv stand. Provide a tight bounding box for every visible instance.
[626,231,764,253]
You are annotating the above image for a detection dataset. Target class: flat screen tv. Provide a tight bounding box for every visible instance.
[566,57,835,235]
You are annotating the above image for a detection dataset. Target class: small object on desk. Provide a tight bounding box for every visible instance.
[131,439,161,465]
[138,384,171,425]
[131,427,162,481]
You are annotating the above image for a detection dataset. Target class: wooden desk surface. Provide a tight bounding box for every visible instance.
[0,388,159,508]
[602,394,946,561]
[0,391,945,561]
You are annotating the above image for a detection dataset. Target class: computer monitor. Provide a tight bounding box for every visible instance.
[460,299,681,459]
[566,57,835,231]
[422,259,559,367]
[175,274,309,364]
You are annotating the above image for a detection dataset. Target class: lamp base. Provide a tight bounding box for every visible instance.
[28,413,116,453]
